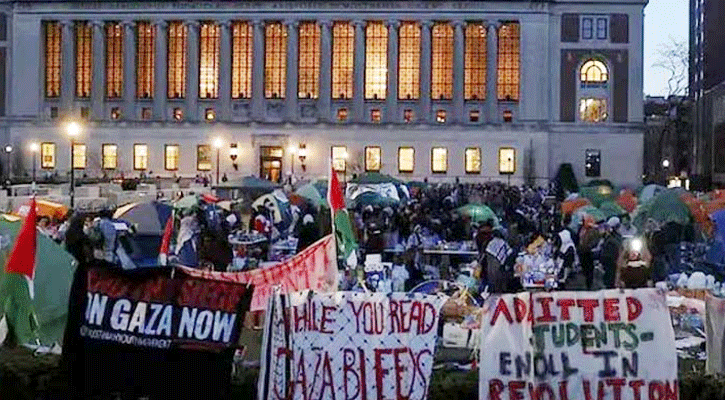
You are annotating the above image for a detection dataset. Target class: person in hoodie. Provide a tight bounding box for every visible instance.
[555,228,578,285]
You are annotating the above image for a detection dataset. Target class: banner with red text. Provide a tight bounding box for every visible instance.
[179,234,337,311]
[479,288,677,400]
[258,291,448,400]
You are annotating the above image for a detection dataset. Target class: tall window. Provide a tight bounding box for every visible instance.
[41,142,56,169]
[105,23,123,98]
[298,22,320,99]
[431,147,447,173]
[134,144,148,170]
[102,144,117,169]
[580,59,609,87]
[365,146,381,172]
[265,22,287,99]
[579,98,608,122]
[365,21,387,100]
[73,143,86,169]
[75,22,92,98]
[465,147,481,174]
[398,22,420,100]
[331,146,347,172]
[199,22,220,99]
[497,22,520,101]
[197,145,212,170]
[232,21,253,99]
[431,23,453,100]
[165,144,179,170]
[332,22,354,100]
[398,147,414,173]
[44,21,62,98]
[167,21,187,99]
[499,147,516,174]
[465,23,486,100]
[137,22,155,99]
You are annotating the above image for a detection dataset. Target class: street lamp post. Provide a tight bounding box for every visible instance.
[4,145,12,184]
[66,122,81,208]
[213,137,223,185]
[288,145,296,177]
[29,142,39,190]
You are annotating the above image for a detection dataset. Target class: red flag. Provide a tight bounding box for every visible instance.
[6,197,37,278]
[159,214,174,257]
[327,167,345,211]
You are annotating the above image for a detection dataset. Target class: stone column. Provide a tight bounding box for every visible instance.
[60,20,74,114]
[486,22,499,123]
[453,20,465,124]
[219,20,232,121]
[153,20,168,121]
[185,20,200,121]
[122,20,137,120]
[352,20,365,122]
[251,20,265,121]
[285,20,299,121]
[91,21,105,120]
[318,20,332,122]
[385,20,399,123]
[419,20,432,123]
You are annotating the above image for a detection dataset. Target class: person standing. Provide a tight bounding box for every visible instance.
[601,217,623,289]
[578,216,601,290]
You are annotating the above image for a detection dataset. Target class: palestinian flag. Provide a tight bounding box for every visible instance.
[0,197,39,345]
[328,167,358,269]
[158,210,174,266]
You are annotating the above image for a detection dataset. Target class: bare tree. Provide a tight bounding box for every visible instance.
[652,37,689,97]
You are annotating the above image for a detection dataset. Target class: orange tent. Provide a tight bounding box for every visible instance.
[14,199,69,221]
[681,193,712,235]
[705,197,725,216]
[616,190,638,214]
[561,197,591,215]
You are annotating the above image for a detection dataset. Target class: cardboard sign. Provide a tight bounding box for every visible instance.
[258,291,448,400]
[479,289,678,400]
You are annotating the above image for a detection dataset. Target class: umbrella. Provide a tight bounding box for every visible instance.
[616,190,638,213]
[295,183,327,208]
[561,197,591,215]
[15,199,69,221]
[114,201,173,235]
[349,172,402,185]
[599,201,626,219]
[633,189,692,230]
[639,184,666,203]
[456,204,499,225]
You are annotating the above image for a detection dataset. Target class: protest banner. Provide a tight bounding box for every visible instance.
[479,288,677,400]
[706,293,725,374]
[258,291,448,400]
[180,234,337,311]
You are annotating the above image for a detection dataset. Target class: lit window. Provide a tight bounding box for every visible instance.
[499,147,515,174]
[165,144,179,170]
[133,144,148,170]
[337,108,348,122]
[579,98,608,122]
[365,146,381,171]
[205,108,216,121]
[497,22,520,101]
[404,109,414,123]
[596,18,608,40]
[580,59,608,86]
[365,21,387,100]
[332,146,347,172]
[465,23,486,100]
[102,144,117,169]
[199,22,220,99]
[469,110,480,122]
[136,22,155,99]
[232,21,253,99]
[197,144,212,170]
[41,142,55,169]
[265,22,287,99]
[105,23,123,98]
[398,147,414,173]
[332,22,354,100]
[582,17,593,39]
[585,149,601,177]
[173,107,183,121]
[431,23,453,100]
[44,21,61,98]
[465,147,481,174]
[398,22,420,100]
[167,21,187,99]
[73,143,86,169]
[371,109,381,123]
[431,147,447,173]
[436,109,447,123]
[75,22,92,98]
[298,22,320,99]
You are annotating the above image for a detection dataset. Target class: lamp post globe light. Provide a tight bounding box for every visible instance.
[66,121,81,208]
[213,137,223,185]
[29,142,39,189]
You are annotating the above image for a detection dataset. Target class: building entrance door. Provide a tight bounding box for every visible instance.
[260,146,283,182]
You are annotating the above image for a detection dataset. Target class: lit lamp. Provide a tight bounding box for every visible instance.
[297,143,307,172]
[29,142,39,189]
[66,121,81,208]
[229,143,239,171]
[662,159,670,168]
[288,145,296,175]
[4,145,12,184]
[213,137,223,185]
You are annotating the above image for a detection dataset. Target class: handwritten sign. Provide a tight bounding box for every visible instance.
[479,289,677,400]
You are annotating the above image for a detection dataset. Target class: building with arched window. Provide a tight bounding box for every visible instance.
[0,0,646,186]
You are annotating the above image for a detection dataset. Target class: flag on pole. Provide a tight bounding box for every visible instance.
[158,211,174,266]
[328,167,358,268]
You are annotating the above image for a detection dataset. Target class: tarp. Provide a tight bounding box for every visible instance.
[456,203,499,224]
[113,201,172,235]
[15,199,69,221]
[561,197,591,215]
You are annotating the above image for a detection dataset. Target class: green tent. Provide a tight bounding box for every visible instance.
[569,205,607,230]
[579,184,616,207]
[0,215,75,345]
[349,172,402,185]
[599,201,627,219]
[633,189,692,230]
[295,182,328,208]
[456,204,499,225]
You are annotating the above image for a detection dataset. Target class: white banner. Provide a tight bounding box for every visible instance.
[479,289,678,400]
[706,294,725,374]
[259,291,448,400]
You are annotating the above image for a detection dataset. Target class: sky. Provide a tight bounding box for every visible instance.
[643,0,689,96]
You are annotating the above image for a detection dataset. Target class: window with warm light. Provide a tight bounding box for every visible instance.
[332,22,354,100]
[436,109,447,123]
[73,143,86,169]
[499,147,516,174]
[580,59,608,87]
[365,21,387,100]
[167,22,187,99]
[465,23,486,100]
[173,107,183,121]
[431,147,447,173]
[102,144,117,169]
[579,98,608,122]
[136,22,155,99]
[265,22,287,99]
[337,108,348,122]
[133,144,148,170]
[497,22,520,101]
[465,147,481,174]
[75,22,92,98]
[332,146,347,172]
[398,22,420,100]
[431,23,453,100]
[371,109,381,123]
[41,142,55,169]
[105,23,123,98]
[165,144,179,170]
[197,144,212,170]
[44,21,61,98]
[365,146,381,171]
[232,21,253,99]
[199,22,220,99]
[398,147,414,173]
[469,110,480,122]
[298,22,320,99]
